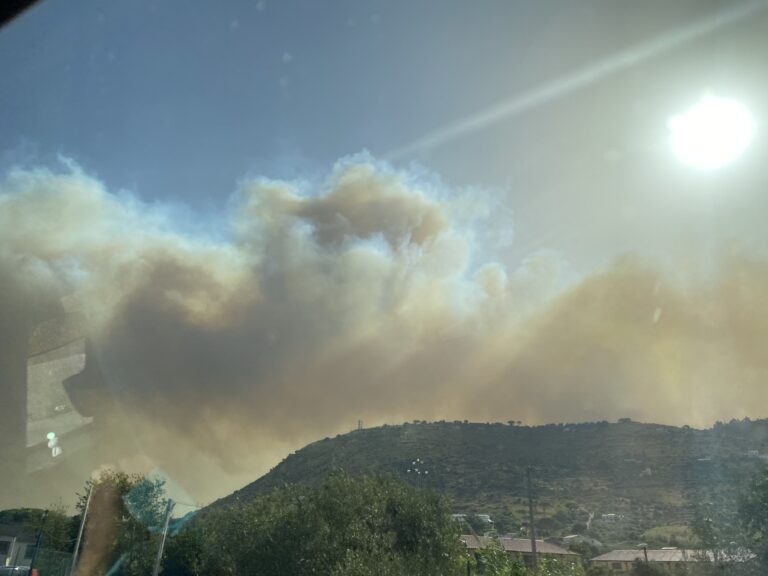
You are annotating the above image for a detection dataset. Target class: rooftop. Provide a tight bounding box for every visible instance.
[461,535,578,556]
[592,549,756,563]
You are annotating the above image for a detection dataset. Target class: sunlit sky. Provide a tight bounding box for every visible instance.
[2,0,767,272]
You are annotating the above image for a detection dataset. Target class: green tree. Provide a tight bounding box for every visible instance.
[686,486,762,576]
[162,527,205,576]
[170,472,466,576]
[739,467,768,569]
[473,540,528,575]
[493,508,524,536]
[538,557,585,576]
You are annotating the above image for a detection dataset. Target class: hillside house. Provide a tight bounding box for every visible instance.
[461,535,579,569]
[590,548,756,573]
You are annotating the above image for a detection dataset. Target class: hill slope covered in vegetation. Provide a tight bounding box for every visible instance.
[222,419,768,546]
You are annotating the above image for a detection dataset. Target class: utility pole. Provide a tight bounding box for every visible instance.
[526,467,538,574]
[28,509,48,573]
[151,499,175,576]
[70,485,93,576]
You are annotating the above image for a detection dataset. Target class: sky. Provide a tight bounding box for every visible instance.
[2,0,768,505]
[2,0,767,271]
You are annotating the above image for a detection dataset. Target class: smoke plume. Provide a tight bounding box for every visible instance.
[2,156,768,502]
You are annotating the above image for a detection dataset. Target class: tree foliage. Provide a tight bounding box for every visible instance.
[164,472,465,576]
[739,466,768,568]
[471,546,584,576]
[537,557,585,576]
[472,540,528,576]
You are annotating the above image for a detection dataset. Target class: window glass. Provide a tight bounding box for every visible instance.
[1,1,767,575]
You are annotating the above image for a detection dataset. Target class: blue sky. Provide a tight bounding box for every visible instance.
[2,0,767,268]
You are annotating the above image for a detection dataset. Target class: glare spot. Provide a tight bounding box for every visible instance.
[668,94,755,171]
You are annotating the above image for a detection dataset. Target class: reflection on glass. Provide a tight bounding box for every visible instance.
[26,317,93,473]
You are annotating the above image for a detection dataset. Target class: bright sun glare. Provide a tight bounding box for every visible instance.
[668,94,755,171]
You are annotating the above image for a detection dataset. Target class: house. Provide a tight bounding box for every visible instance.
[461,535,579,568]
[590,548,756,573]
[0,524,37,568]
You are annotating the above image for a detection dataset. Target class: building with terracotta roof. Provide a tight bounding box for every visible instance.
[461,535,580,569]
[590,548,756,573]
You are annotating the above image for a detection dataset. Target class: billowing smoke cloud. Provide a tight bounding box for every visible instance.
[2,155,768,503]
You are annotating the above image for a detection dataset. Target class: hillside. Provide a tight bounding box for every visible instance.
[221,419,768,546]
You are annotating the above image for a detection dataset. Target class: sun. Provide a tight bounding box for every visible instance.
[668,94,755,171]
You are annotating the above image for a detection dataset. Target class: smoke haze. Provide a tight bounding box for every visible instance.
[2,156,768,504]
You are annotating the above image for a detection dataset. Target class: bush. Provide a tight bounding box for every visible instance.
[166,472,466,576]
